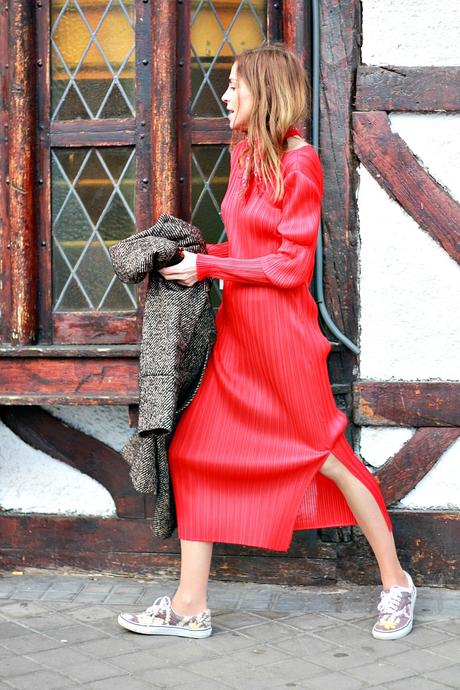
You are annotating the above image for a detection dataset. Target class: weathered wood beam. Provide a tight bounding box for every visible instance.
[50,118,136,147]
[0,358,139,404]
[283,0,308,73]
[0,0,10,341]
[0,344,140,358]
[353,111,460,264]
[53,312,138,345]
[319,0,361,385]
[191,128,232,145]
[8,0,37,343]
[0,406,145,518]
[0,356,348,404]
[0,516,337,585]
[150,0,177,219]
[375,427,460,505]
[356,66,460,112]
[35,0,52,343]
[1,512,459,585]
[353,381,460,426]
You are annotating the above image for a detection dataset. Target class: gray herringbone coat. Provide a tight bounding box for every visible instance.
[109,214,216,538]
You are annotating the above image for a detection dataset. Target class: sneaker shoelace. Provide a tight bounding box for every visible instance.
[377,587,407,622]
[145,595,171,618]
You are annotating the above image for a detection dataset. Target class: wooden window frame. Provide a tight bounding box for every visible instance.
[2,0,153,346]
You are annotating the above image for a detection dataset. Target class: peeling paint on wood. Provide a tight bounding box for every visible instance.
[8,0,37,344]
[356,66,460,112]
[354,381,460,426]
[151,0,177,218]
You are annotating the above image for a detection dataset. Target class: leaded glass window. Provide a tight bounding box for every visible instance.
[192,145,230,244]
[52,147,136,311]
[191,0,266,117]
[49,0,138,319]
[51,0,135,120]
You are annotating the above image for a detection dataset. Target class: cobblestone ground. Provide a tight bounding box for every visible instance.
[0,570,459,690]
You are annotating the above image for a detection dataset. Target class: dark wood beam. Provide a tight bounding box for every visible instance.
[151,0,177,219]
[50,119,136,147]
[53,312,138,345]
[353,111,460,265]
[0,515,337,585]
[0,345,140,358]
[191,127,232,145]
[376,427,460,505]
[356,66,460,112]
[284,0,308,72]
[0,356,348,404]
[1,511,459,585]
[0,358,139,404]
[319,0,361,386]
[35,0,52,343]
[0,0,10,341]
[8,0,37,343]
[353,381,460,426]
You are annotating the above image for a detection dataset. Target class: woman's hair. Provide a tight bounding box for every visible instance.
[232,42,311,201]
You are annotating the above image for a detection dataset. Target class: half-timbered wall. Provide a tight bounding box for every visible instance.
[356,0,460,510]
[1,0,459,585]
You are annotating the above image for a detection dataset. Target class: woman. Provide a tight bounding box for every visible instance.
[118,44,416,641]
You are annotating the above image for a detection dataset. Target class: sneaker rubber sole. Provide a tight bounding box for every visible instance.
[118,613,212,638]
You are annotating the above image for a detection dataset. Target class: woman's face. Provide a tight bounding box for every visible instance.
[222,62,253,132]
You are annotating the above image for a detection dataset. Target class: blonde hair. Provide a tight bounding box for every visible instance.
[232,43,311,201]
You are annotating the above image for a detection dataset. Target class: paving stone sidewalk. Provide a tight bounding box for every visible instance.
[0,570,459,690]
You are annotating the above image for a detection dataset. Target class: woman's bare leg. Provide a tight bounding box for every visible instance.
[320,454,408,590]
[171,540,213,616]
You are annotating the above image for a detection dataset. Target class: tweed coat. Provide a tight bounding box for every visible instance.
[109,214,216,538]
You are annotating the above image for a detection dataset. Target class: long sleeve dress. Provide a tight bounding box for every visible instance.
[167,139,392,551]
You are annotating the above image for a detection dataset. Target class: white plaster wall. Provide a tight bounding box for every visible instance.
[0,420,116,516]
[358,164,460,381]
[359,428,415,470]
[362,0,460,66]
[0,406,133,516]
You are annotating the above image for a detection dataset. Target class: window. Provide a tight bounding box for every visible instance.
[37,0,150,343]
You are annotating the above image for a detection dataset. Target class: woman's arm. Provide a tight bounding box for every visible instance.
[196,156,323,289]
[205,241,229,258]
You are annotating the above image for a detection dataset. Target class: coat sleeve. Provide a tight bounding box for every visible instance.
[109,233,178,284]
[195,153,323,289]
[205,241,229,257]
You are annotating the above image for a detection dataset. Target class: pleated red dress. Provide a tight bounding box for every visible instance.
[167,136,393,551]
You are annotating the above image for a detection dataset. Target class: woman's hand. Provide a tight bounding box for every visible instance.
[158,249,199,286]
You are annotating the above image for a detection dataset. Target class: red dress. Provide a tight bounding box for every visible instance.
[167,139,392,551]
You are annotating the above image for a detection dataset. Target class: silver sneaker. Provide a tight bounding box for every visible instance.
[372,570,417,640]
[118,595,212,638]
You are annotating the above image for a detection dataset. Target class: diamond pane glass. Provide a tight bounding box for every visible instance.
[51,0,135,121]
[192,145,230,306]
[191,0,267,117]
[52,146,136,312]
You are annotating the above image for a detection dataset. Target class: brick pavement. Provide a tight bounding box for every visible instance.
[0,570,459,690]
